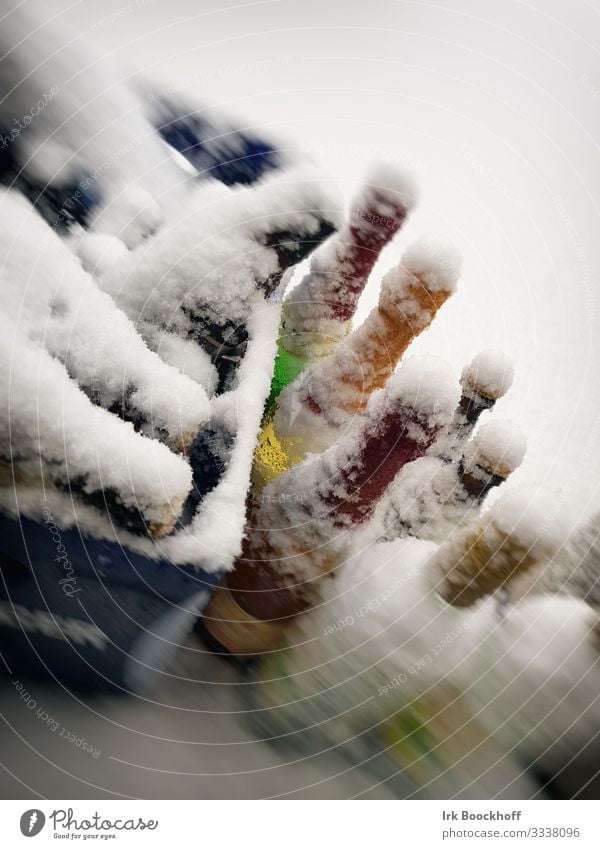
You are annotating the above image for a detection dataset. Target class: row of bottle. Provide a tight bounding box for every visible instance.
[246,490,600,798]
[199,345,526,654]
[197,165,531,655]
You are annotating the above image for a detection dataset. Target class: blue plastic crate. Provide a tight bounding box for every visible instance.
[0,513,221,692]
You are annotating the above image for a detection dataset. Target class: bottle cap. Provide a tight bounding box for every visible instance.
[462,419,526,479]
[460,350,514,401]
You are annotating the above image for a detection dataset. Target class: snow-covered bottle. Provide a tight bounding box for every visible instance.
[503,507,600,640]
[249,491,575,798]
[252,237,461,492]
[433,350,514,463]
[248,531,543,798]
[427,487,568,608]
[380,418,526,543]
[198,357,457,655]
[265,165,416,412]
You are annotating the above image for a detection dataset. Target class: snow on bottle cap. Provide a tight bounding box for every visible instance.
[355,162,418,216]
[461,350,514,400]
[464,419,527,478]
[399,235,462,293]
[428,485,569,607]
[379,356,459,430]
[489,486,572,559]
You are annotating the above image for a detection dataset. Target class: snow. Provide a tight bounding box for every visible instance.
[463,419,527,477]
[0,189,211,452]
[398,234,462,290]
[100,169,340,344]
[375,354,458,429]
[376,418,525,545]
[0,324,192,535]
[281,162,417,358]
[491,485,573,559]
[355,162,418,213]
[461,349,514,400]
[249,536,600,786]
[377,456,473,543]
[0,2,189,244]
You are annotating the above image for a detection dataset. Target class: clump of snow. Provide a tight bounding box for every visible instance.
[462,594,600,772]
[92,187,163,249]
[100,168,340,345]
[380,356,459,429]
[530,510,600,607]
[71,232,130,277]
[376,455,477,545]
[357,162,418,212]
[0,2,189,243]
[398,235,462,293]
[0,323,192,533]
[491,486,572,558]
[464,419,527,477]
[0,189,210,450]
[461,350,514,400]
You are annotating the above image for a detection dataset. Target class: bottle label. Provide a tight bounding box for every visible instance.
[202,585,288,654]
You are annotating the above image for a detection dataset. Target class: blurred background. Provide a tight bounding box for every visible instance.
[1,0,600,799]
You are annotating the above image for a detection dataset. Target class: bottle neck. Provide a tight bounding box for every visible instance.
[319,406,442,527]
[436,390,495,463]
[457,458,506,501]
[290,196,409,330]
[326,199,408,321]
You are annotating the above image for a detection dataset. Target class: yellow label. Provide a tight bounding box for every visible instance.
[202,585,289,654]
